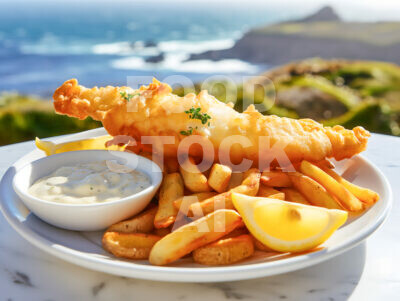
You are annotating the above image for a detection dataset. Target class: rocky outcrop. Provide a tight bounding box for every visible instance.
[294,6,341,23]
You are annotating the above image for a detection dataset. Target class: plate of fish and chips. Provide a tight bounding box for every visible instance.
[0,79,392,282]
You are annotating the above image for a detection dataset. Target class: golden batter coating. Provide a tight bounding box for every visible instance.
[53,78,370,167]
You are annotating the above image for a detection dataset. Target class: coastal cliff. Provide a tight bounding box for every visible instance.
[189,6,400,65]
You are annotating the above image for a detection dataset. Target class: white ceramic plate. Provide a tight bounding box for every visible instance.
[0,128,392,282]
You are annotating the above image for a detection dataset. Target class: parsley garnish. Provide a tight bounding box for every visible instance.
[120,91,140,102]
[180,126,200,136]
[185,107,211,125]
[180,127,194,136]
[180,107,211,136]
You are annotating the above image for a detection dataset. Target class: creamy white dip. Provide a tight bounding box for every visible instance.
[29,161,151,204]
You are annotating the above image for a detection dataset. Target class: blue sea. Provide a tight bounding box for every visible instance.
[1,0,399,97]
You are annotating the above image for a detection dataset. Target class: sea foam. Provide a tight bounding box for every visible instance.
[111,56,258,74]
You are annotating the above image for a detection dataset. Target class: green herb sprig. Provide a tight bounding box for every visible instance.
[180,107,211,136]
[185,107,211,126]
[180,127,195,136]
[120,91,140,102]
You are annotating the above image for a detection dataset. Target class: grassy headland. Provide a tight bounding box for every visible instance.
[0,93,100,145]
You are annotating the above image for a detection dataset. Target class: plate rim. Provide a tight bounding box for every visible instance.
[0,129,393,282]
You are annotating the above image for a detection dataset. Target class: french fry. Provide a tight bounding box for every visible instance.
[173,192,217,212]
[258,185,285,200]
[243,168,256,180]
[165,157,179,173]
[227,172,243,190]
[153,227,171,237]
[102,232,161,259]
[203,164,212,178]
[179,157,211,192]
[315,159,335,169]
[149,209,243,265]
[171,214,195,232]
[291,162,301,171]
[154,173,184,229]
[188,192,233,218]
[260,171,292,187]
[192,234,254,265]
[173,193,230,231]
[107,204,157,233]
[289,172,343,210]
[208,163,232,193]
[281,188,310,205]
[322,167,379,205]
[173,193,218,231]
[190,168,260,216]
[252,236,273,252]
[233,168,260,195]
[222,226,249,239]
[300,161,363,211]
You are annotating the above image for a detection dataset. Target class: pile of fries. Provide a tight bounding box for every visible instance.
[102,156,379,266]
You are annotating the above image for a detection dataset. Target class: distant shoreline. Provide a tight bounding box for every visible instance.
[188,7,400,66]
[188,30,400,65]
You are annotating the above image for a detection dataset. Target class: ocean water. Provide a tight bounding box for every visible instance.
[0,0,305,96]
[1,0,399,97]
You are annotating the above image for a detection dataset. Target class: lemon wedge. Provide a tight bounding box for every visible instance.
[35,135,125,156]
[231,193,348,253]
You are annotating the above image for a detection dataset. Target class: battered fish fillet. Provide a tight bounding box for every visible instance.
[53,79,369,167]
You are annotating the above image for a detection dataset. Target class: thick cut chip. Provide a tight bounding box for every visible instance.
[258,185,285,200]
[322,167,379,205]
[189,168,260,216]
[260,171,292,187]
[179,157,211,192]
[107,204,157,233]
[289,172,343,210]
[281,188,310,205]
[149,209,243,265]
[208,163,232,193]
[102,232,161,259]
[300,161,363,211]
[193,234,254,265]
[154,173,184,228]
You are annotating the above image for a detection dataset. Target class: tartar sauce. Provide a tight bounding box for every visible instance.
[29,161,151,204]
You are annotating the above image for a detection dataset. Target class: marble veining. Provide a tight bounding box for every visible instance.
[92,281,105,296]
[0,134,399,300]
[6,270,33,287]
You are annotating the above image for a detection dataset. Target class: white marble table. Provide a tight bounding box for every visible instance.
[0,133,398,301]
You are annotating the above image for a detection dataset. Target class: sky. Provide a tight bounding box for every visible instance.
[2,0,400,22]
[189,0,400,21]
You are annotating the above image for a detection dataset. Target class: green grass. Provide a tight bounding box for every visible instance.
[323,101,399,135]
[0,93,100,146]
[258,59,400,135]
[253,22,400,46]
[324,61,400,110]
[278,75,360,108]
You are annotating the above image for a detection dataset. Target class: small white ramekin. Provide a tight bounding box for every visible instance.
[12,150,162,231]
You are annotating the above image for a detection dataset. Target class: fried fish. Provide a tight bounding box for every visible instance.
[53,78,370,168]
